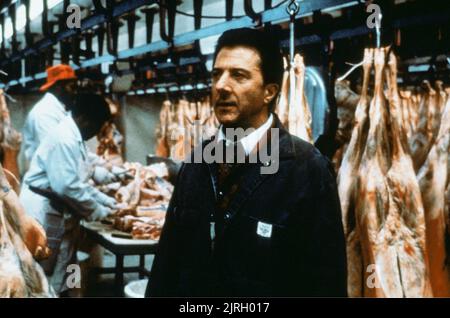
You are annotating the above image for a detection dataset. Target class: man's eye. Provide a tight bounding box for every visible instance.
[232,72,247,80]
[212,70,221,79]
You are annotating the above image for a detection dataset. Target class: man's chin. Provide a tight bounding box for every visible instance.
[216,114,239,128]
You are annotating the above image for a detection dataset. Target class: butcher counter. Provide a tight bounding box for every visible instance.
[80,220,158,296]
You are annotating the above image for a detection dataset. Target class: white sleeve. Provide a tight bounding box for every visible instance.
[88,151,107,167]
[22,118,35,163]
[34,115,60,149]
[45,140,106,219]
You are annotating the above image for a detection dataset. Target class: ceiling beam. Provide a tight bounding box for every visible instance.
[1,0,360,88]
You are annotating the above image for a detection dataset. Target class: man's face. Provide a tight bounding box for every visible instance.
[212,46,275,129]
[62,79,77,95]
[79,118,106,141]
[57,79,78,110]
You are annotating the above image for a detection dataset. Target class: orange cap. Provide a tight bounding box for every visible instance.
[39,64,77,92]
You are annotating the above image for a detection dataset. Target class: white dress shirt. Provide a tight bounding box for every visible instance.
[217,114,273,155]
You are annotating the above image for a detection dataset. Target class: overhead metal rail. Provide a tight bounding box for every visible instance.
[0,0,359,89]
[1,0,156,66]
[0,0,359,88]
[279,9,450,47]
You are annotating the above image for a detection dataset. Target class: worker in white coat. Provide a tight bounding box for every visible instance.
[20,93,118,296]
[21,64,117,185]
[22,64,78,166]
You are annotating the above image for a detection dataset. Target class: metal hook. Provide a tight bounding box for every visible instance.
[159,0,176,45]
[2,90,17,103]
[244,0,263,27]
[375,12,382,48]
[286,0,300,16]
[287,1,300,65]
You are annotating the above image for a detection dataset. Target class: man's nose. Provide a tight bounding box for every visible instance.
[214,73,231,92]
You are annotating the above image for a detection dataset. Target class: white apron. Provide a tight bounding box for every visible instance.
[20,140,92,295]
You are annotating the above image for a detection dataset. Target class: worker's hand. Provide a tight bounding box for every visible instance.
[102,196,118,209]
[110,166,133,182]
[88,205,114,222]
[92,166,118,185]
[21,216,52,261]
[113,202,128,211]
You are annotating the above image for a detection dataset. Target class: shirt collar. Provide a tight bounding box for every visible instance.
[217,114,273,155]
[45,92,69,115]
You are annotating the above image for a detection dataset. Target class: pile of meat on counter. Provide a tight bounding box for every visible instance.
[95,161,174,240]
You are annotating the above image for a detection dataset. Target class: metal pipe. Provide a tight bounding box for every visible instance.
[194,0,203,30]
[225,0,233,21]
[97,27,105,56]
[123,13,139,49]
[375,12,382,48]
[141,7,156,44]
[244,0,262,26]
[159,0,176,44]
[287,1,300,64]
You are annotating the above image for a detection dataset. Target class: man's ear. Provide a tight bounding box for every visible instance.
[264,83,280,105]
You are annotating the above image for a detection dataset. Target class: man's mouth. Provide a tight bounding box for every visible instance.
[216,101,237,107]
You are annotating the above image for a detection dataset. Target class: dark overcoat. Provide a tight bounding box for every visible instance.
[146,114,347,297]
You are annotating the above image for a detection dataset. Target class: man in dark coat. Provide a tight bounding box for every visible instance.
[146,28,347,297]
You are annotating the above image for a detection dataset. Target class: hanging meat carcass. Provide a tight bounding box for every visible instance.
[0,164,53,297]
[0,89,22,180]
[275,56,290,127]
[384,51,431,297]
[335,80,360,145]
[289,54,313,143]
[168,99,191,161]
[433,81,447,138]
[337,48,373,297]
[155,97,218,161]
[333,79,361,172]
[349,48,432,297]
[417,87,450,297]
[410,81,436,171]
[155,100,172,157]
[399,90,414,142]
[355,47,396,297]
[409,92,421,137]
[97,121,124,167]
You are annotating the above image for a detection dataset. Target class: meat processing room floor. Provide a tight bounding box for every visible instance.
[79,248,155,297]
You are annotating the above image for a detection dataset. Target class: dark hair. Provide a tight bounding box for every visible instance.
[72,93,111,125]
[213,28,283,109]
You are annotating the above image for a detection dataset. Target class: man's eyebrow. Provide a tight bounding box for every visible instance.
[212,67,251,73]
